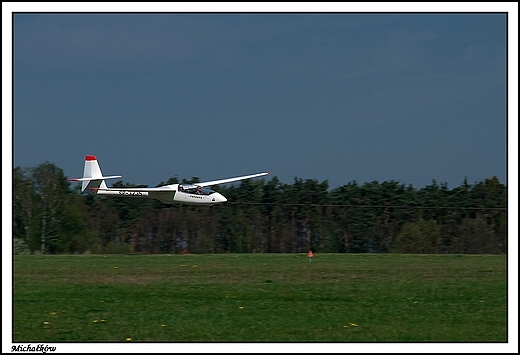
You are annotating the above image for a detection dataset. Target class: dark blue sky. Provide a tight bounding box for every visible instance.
[10,10,511,191]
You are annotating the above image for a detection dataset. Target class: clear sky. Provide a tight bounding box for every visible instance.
[8,6,513,191]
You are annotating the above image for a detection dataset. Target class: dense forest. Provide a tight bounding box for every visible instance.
[13,162,507,255]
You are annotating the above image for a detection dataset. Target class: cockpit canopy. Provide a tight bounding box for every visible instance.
[178,184,214,196]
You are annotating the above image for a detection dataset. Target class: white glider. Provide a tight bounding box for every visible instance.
[70,155,269,206]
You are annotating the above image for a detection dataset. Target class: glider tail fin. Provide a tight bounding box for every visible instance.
[69,155,122,193]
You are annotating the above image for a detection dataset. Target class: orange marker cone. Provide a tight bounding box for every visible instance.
[307,250,313,263]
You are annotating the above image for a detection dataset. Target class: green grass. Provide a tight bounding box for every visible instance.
[13,253,507,342]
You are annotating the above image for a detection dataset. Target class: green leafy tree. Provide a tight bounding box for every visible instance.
[59,197,98,253]
[261,177,284,253]
[13,167,38,252]
[451,215,498,254]
[31,162,71,253]
[393,218,441,254]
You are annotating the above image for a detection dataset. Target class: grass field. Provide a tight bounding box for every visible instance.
[13,253,507,342]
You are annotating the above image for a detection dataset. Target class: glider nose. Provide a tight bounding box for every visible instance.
[213,192,227,203]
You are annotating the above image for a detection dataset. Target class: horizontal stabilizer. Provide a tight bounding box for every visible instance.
[69,175,122,182]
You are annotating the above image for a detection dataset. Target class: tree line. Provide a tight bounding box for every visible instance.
[13,162,507,255]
